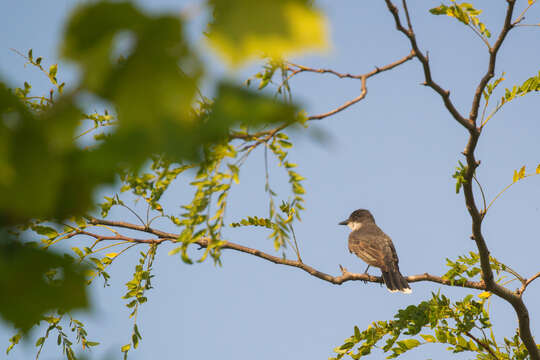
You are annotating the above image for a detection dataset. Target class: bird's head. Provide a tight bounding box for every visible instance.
[338,209,375,230]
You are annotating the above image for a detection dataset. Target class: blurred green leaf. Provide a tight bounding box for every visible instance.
[0,238,88,332]
[62,1,206,163]
[209,82,298,128]
[0,82,115,223]
[207,0,328,66]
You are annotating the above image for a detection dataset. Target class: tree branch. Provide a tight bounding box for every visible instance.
[382,1,538,359]
[468,0,516,124]
[518,271,540,296]
[458,2,538,359]
[229,51,415,148]
[303,50,415,121]
[85,217,484,290]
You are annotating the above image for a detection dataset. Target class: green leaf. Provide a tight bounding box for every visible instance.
[35,337,45,347]
[33,225,59,239]
[134,324,142,339]
[6,333,22,354]
[210,82,298,129]
[48,64,58,83]
[420,334,437,343]
[429,2,490,38]
[207,0,328,67]
[71,247,84,258]
[354,326,361,341]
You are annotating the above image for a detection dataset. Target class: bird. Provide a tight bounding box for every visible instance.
[339,209,411,293]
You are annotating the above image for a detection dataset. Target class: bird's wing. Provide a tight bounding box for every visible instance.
[348,228,385,269]
[348,224,398,271]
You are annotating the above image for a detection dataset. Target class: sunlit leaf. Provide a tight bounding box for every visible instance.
[207,0,328,66]
[430,2,490,38]
[420,334,437,343]
[478,291,491,299]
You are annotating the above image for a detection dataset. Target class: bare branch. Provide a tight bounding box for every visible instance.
[286,64,364,80]
[469,0,516,124]
[70,229,171,245]
[307,84,367,121]
[518,271,540,296]
[229,51,414,142]
[307,50,415,121]
[466,23,492,49]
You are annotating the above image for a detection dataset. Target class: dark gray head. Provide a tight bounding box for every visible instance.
[338,209,376,227]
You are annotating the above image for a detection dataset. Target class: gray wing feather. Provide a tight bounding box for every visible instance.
[348,223,399,271]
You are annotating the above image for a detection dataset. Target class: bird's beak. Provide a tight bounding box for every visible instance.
[338,220,348,226]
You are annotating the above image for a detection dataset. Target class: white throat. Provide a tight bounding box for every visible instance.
[348,222,363,231]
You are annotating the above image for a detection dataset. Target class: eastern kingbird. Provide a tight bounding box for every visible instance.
[339,209,411,293]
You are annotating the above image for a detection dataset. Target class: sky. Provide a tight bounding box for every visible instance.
[1,1,540,360]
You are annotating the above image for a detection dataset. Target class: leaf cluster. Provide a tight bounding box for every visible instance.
[331,291,531,360]
[430,2,491,38]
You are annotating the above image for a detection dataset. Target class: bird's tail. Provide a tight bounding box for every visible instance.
[382,270,411,294]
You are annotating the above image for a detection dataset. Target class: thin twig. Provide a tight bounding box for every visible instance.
[308,50,415,121]
[464,331,500,359]
[118,199,146,226]
[289,224,302,263]
[472,174,487,214]
[466,23,492,49]
[518,271,540,296]
[231,52,415,143]
[513,0,537,25]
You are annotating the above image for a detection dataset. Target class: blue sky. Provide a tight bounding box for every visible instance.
[1,1,540,359]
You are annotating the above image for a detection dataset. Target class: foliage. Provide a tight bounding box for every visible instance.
[451,161,468,194]
[482,71,540,126]
[1,0,320,356]
[332,253,530,360]
[331,291,530,360]
[430,2,491,39]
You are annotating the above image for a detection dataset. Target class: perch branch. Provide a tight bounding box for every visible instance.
[86,217,484,290]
